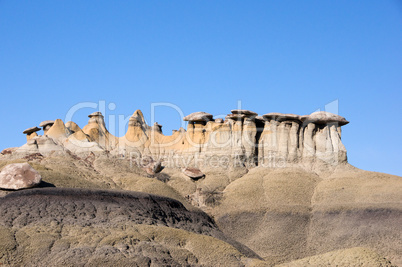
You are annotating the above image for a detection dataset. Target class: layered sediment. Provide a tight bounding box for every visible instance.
[15,109,349,174]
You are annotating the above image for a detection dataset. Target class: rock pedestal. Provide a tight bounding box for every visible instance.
[15,109,350,174]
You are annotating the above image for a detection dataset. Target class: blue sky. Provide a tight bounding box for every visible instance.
[0,1,401,176]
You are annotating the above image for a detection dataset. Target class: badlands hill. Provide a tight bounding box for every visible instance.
[0,109,400,266]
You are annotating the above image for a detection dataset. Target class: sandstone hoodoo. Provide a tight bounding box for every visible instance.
[258,111,348,170]
[88,111,103,118]
[22,126,41,135]
[227,109,257,122]
[1,107,401,266]
[151,122,163,133]
[39,120,55,134]
[10,108,352,174]
[65,121,82,134]
[0,163,42,190]
[22,126,41,140]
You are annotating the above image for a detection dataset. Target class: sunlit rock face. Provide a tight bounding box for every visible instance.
[258,111,348,172]
[12,109,349,174]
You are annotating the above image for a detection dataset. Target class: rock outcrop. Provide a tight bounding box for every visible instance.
[39,120,54,135]
[0,163,42,190]
[16,135,65,156]
[22,126,41,140]
[13,109,350,175]
[258,111,348,172]
[82,111,118,150]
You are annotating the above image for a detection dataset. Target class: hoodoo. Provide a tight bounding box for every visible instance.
[39,120,55,135]
[22,126,41,140]
[13,109,350,174]
[2,107,401,266]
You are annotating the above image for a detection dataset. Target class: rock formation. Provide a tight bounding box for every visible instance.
[258,111,348,172]
[0,163,41,190]
[22,126,40,140]
[13,108,350,175]
[39,120,54,135]
[2,109,401,266]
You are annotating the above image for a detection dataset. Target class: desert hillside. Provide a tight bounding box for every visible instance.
[0,109,400,266]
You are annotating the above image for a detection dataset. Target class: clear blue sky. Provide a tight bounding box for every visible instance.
[1,1,401,176]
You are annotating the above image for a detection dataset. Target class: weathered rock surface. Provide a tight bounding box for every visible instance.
[1,148,16,155]
[65,121,82,133]
[15,135,65,156]
[13,109,350,174]
[0,188,260,263]
[214,167,402,265]
[277,247,394,267]
[0,141,400,266]
[23,127,41,141]
[258,112,348,174]
[0,163,41,190]
[225,113,247,120]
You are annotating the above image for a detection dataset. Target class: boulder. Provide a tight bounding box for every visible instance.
[141,157,163,175]
[0,163,42,190]
[215,118,224,123]
[183,112,213,122]
[182,168,205,179]
[151,160,163,174]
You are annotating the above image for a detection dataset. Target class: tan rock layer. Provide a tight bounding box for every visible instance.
[17,110,349,171]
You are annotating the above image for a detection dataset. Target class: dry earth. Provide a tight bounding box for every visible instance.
[0,154,401,266]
